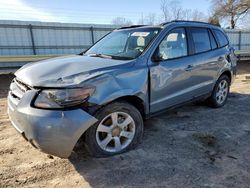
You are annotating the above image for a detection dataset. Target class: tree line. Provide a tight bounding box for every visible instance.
[111,0,250,29]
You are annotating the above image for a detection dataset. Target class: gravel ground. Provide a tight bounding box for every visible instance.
[0,62,250,188]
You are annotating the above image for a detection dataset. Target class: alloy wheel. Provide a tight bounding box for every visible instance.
[95,112,136,153]
[216,80,229,104]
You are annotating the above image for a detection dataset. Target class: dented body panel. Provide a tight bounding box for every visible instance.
[9,55,150,158]
[15,55,150,113]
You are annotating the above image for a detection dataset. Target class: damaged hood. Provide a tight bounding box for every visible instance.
[15,55,134,87]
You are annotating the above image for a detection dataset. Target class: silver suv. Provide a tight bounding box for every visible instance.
[8,21,237,158]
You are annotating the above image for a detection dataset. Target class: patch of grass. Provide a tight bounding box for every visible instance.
[193,133,217,147]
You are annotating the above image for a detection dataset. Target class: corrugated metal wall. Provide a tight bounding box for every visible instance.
[0,20,250,56]
[0,20,117,56]
[226,30,250,51]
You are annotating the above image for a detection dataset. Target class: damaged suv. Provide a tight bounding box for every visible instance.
[8,21,237,158]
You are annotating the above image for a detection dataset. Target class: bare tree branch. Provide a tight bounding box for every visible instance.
[211,0,250,28]
[160,0,207,22]
[111,17,133,26]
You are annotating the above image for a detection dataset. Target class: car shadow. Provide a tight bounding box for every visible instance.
[68,92,250,187]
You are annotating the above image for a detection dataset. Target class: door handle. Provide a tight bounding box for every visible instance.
[218,56,224,62]
[185,65,193,71]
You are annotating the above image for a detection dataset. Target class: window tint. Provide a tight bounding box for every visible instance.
[158,28,187,60]
[191,28,211,53]
[213,29,229,47]
[208,30,218,49]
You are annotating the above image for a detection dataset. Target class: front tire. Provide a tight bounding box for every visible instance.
[85,101,144,158]
[207,75,230,108]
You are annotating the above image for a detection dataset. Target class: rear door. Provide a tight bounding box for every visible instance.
[212,29,236,73]
[185,27,221,96]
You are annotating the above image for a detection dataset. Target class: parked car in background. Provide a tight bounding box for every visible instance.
[8,21,237,158]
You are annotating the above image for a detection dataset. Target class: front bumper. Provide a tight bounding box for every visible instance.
[7,89,98,158]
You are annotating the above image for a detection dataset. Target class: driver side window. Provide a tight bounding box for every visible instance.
[159,28,187,60]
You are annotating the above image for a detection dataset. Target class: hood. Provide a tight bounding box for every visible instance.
[15,55,134,87]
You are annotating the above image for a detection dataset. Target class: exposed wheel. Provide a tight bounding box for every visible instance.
[207,75,230,108]
[85,101,143,157]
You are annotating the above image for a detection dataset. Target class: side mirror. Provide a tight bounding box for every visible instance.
[152,48,164,63]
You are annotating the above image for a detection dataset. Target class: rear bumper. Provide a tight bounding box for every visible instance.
[7,90,98,158]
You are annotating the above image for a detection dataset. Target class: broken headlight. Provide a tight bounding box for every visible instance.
[34,87,95,109]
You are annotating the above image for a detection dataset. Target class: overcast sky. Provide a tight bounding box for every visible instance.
[0,0,211,24]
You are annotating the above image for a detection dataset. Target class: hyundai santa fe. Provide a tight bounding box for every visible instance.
[8,21,237,158]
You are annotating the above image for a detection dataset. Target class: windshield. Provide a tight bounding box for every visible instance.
[84,27,162,60]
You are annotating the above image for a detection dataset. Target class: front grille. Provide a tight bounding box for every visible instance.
[9,78,30,106]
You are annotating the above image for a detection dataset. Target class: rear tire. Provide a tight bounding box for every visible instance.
[207,75,230,108]
[85,101,144,158]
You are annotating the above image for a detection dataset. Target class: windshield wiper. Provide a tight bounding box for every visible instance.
[86,53,133,60]
[109,55,133,60]
[87,53,112,59]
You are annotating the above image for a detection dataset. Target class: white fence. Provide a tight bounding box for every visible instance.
[226,30,250,51]
[0,20,250,56]
[0,20,118,56]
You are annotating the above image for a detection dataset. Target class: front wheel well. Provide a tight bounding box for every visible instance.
[220,71,232,84]
[114,96,146,119]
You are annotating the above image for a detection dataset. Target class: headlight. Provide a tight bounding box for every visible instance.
[34,87,95,109]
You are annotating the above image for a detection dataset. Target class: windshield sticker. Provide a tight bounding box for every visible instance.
[131,32,150,37]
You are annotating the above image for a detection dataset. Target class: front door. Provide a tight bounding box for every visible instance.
[149,27,196,113]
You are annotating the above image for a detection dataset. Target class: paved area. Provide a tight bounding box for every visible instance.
[0,63,250,188]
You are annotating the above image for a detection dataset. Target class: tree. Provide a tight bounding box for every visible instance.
[239,13,250,28]
[111,17,133,26]
[169,1,183,20]
[161,0,171,22]
[161,0,183,21]
[182,9,208,22]
[191,9,207,21]
[146,13,157,25]
[160,0,208,22]
[208,15,221,26]
[211,0,250,29]
[138,13,157,25]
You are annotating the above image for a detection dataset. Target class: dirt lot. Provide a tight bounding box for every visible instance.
[0,63,250,188]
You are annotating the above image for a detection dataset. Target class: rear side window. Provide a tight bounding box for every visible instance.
[190,28,211,53]
[213,29,229,47]
[208,30,218,49]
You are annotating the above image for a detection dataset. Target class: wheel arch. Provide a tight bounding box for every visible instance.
[218,70,232,84]
[113,95,146,119]
[89,95,147,119]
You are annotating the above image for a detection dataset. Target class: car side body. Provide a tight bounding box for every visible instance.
[8,21,237,158]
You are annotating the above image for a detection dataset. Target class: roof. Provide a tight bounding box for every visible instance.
[160,20,221,28]
[116,20,221,31]
[115,25,163,31]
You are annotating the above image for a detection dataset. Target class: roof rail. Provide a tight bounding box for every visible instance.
[116,25,146,30]
[160,20,220,27]
[159,21,172,26]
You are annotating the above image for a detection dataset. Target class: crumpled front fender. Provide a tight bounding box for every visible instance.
[87,67,149,113]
